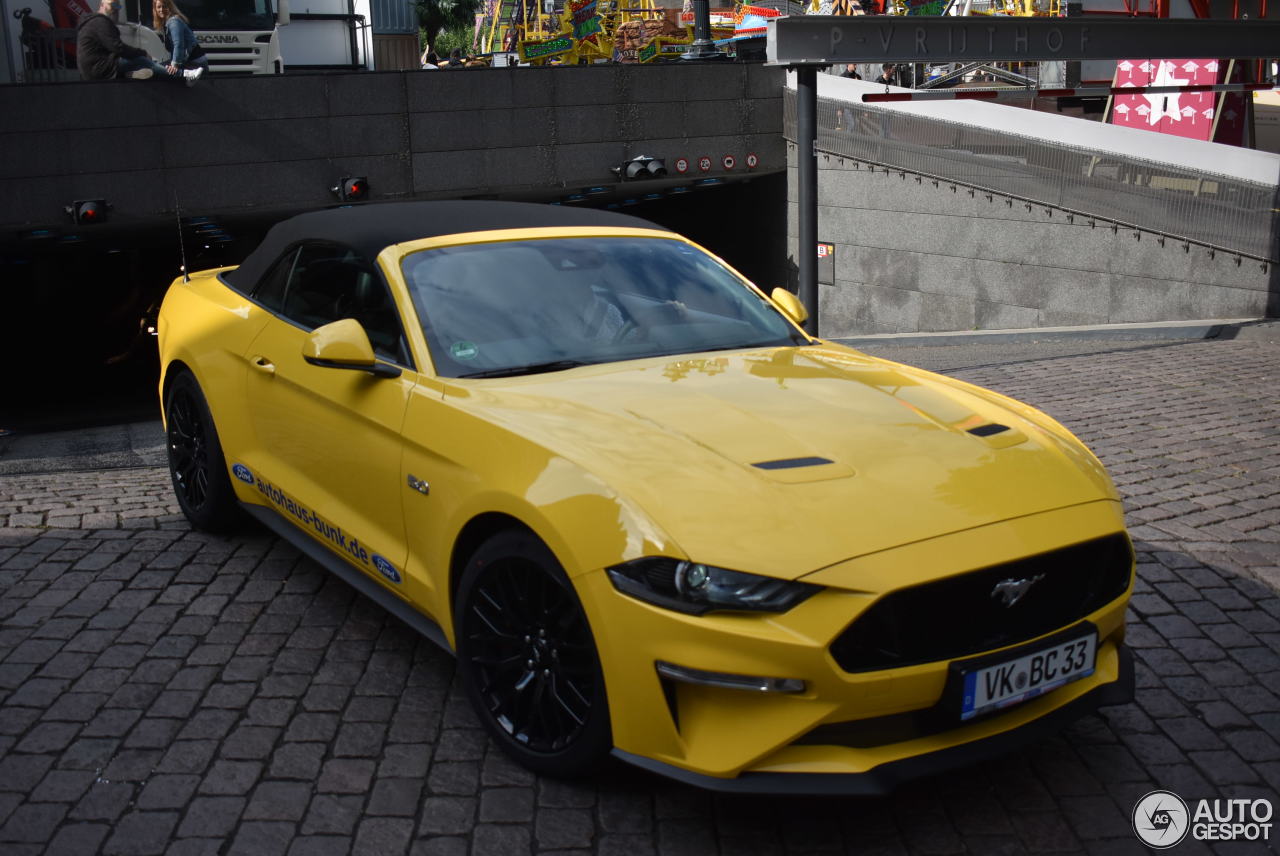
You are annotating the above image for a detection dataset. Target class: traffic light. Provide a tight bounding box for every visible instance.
[66,199,110,224]
[612,156,667,180]
[332,176,369,202]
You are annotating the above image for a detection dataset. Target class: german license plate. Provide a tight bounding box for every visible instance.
[959,631,1096,720]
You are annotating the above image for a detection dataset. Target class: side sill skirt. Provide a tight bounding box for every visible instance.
[241,503,454,656]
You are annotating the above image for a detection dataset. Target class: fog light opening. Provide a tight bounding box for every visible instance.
[655,661,805,694]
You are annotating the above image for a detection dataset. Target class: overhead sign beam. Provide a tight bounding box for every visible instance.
[767,17,1280,66]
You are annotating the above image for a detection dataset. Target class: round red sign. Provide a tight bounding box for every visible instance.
[698,156,712,173]
[746,152,759,169]
[674,157,689,174]
[722,155,736,170]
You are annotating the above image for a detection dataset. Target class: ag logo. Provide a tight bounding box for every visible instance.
[1133,790,1190,849]
[371,554,402,585]
[231,463,254,484]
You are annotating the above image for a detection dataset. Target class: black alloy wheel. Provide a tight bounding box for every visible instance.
[164,371,240,532]
[456,530,611,777]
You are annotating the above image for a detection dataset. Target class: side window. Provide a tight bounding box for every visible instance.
[275,243,411,366]
[281,244,353,331]
[252,247,299,313]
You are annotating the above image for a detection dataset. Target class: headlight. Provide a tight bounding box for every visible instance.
[606,557,821,615]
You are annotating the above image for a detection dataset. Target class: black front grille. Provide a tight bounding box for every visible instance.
[829,533,1133,673]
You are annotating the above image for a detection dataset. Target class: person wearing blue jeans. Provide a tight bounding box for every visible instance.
[76,0,168,80]
[152,0,207,85]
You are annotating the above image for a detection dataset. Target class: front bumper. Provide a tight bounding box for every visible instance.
[612,644,1133,795]
[576,500,1135,792]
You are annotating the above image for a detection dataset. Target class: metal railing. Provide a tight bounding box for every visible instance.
[784,88,1280,263]
[14,28,80,84]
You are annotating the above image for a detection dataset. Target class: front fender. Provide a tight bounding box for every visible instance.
[399,386,681,645]
[445,457,683,582]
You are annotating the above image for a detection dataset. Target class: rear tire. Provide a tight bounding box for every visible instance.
[164,370,240,533]
[455,529,612,778]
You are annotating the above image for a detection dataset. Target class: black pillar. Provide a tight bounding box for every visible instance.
[682,0,720,61]
[796,66,818,336]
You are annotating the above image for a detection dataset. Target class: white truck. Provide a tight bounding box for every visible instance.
[2,0,371,82]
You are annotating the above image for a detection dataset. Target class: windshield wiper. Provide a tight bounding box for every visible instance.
[694,337,800,354]
[457,359,592,379]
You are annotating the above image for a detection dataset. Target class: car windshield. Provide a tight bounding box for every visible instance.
[401,236,808,378]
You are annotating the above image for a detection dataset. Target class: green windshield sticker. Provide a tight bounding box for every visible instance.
[451,341,479,360]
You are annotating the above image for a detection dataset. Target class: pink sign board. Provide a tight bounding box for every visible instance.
[1110,58,1246,146]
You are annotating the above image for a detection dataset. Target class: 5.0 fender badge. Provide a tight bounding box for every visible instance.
[990,574,1045,608]
[407,474,429,495]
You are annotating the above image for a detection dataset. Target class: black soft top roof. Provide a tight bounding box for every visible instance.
[225,200,671,289]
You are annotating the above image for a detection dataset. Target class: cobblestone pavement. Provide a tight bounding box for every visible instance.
[1,335,1278,856]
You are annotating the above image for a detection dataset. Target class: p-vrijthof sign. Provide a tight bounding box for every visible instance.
[766,17,1280,66]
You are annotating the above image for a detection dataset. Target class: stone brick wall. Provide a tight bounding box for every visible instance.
[788,147,1278,336]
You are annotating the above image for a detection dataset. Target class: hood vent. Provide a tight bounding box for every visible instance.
[967,423,1010,437]
[752,456,835,470]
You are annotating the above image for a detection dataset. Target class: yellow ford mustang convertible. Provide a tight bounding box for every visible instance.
[157,201,1134,794]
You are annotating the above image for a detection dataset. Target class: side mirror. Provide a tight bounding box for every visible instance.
[303,319,400,378]
[770,287,809,327]
[276,0,290,26]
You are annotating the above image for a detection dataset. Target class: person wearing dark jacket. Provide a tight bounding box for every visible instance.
[76,0,166,80]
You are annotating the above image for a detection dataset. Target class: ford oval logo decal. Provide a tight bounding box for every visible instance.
[232,463,254,484]
[372,554,401,584]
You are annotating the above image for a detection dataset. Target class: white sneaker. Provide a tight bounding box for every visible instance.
[183,67,204,86]
[128,68,153,80]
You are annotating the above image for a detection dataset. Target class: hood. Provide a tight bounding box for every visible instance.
[445,344,1117,579]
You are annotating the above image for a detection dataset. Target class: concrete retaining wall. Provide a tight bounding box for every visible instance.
[788,147,1278,337]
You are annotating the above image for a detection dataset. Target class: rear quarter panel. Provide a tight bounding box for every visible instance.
[157,268,273,489]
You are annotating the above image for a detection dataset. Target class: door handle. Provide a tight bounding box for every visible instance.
[250,355,275,375]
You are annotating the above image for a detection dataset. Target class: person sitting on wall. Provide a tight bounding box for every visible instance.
[76,0,168,80]
[152,0,207,85]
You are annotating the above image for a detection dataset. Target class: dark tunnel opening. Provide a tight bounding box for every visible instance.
[0,175,788,433]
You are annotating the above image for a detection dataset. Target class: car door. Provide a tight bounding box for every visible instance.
[240,241,418,597]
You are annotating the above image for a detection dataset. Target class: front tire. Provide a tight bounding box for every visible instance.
[455,529,612,778]
[164,370,240,533]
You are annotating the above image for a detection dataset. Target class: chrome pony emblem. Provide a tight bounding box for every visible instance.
[990,574,1045,608]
